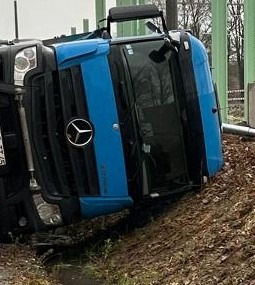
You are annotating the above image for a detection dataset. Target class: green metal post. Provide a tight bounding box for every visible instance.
[211,0,228,123]
[138,0,146,36]
[244,0,255,122]
[83,19,89,33]
[71,27,76,35]
[116,0,124,36]
[95,0,106,26]
[117,0,137,37]
[132,0,138,36]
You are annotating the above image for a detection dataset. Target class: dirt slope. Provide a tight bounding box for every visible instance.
[0,243,59,285]
[1,134,255,285]
[93,134,255,285]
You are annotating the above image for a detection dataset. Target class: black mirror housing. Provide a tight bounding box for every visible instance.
[106,4,168,35]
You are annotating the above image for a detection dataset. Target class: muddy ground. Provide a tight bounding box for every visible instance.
[1,134,255,285]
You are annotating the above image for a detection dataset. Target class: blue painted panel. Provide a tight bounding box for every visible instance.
[54,39,133,218]
[53,39,104,68]
[80,42,129,198]
[189,35,224,176]
[80,196,133,218]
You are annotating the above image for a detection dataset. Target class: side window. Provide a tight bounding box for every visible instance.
[123,41,175,108]
[123,40,188,188]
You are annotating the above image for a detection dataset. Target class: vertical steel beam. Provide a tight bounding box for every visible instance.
[71,27,76,35]
[14,0,19,39]
[83,19,89,33]
[166,0,178,30]
[95,0,106,26]
[117,0,137,37]
[116,0,125,37]
[212,0,228,123]
[138,0,146,36]
[116,0,124,36]
[132,0,138,36]
[244,0,255,122]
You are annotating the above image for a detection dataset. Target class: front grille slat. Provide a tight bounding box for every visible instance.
[44,74,70,195]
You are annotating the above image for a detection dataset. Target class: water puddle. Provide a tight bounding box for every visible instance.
[51,264,103,285]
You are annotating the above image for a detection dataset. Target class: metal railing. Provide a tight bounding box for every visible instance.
[228,89,244,104]
[227,89,244,124]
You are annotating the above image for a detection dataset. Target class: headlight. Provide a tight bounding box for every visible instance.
[14,46,37,86]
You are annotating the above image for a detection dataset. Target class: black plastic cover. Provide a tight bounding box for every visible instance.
[108,4,160,22]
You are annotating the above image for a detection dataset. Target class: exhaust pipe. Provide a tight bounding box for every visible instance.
[222,123,255,136]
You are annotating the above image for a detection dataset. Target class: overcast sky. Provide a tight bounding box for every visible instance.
[0,0,116,40]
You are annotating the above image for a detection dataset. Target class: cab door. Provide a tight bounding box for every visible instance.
[122,39,190,194]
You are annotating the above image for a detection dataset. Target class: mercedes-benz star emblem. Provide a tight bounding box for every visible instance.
[66,119,93,147]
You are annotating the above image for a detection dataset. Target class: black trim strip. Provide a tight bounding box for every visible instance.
[178,32,206,183]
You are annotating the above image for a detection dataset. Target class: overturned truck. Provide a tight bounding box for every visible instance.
[0,5,223,238]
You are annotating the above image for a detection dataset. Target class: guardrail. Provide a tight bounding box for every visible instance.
[228,89,244,104]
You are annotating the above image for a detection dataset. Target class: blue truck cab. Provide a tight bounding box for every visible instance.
[0,4,223,237]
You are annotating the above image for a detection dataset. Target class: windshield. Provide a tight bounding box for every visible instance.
[123,40,189,191]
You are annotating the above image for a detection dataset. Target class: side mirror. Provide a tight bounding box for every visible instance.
[106,4,168,36]
[145,21,162,34]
